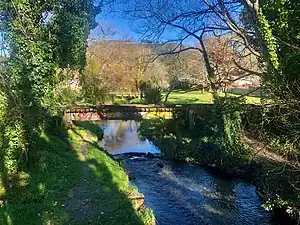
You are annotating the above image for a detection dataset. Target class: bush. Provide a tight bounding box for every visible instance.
[209,97,252,166]
[56,87,83,106]
[144,86,162,104]
[140,96,252,170]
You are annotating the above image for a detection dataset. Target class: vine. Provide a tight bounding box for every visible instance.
[0,0,101,173]
[210,97,251,167]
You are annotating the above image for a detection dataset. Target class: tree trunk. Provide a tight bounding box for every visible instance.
[164,87,173,104]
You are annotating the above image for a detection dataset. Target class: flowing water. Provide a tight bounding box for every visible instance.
[98,120,272,225]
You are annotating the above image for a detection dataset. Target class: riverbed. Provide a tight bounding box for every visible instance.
[98,120,272,225]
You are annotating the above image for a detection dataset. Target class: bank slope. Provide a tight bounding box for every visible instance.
[0,121,154,225]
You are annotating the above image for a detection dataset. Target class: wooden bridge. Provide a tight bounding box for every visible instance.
[63,104,185,114]
[62,104,214,130]
[62,104,188,121]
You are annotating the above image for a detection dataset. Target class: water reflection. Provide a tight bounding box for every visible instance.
[98,120,160,155]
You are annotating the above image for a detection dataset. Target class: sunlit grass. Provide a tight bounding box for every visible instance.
[166,91,213,104]
[130,90,262,105]
[1,122,154,225]
[169,90,261,104]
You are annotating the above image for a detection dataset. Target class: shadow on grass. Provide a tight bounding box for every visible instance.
[73,120,103,140]
[0,121,147,225]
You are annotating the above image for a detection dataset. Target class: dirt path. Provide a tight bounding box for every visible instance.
[65,131,95,221]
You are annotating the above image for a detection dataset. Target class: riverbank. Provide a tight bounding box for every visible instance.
[139,118,300,224]
[0,121,154,225]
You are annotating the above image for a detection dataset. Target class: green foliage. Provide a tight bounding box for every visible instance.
[258,8,279,70]
[0,0,101,173]
[260,0,300,101]
[54,0,99,71]
[262,195,288,211]
[56,87,83,106]
[139,80,150,99]
[144,85,163,104]
[82,81,109,104]
[140,97,252,169]
[210,97,252,166]
[81,57,109,104]
[243,104,300,159]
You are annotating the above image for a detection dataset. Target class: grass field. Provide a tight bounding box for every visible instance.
[0,122,154,225]
[130,90,261,105]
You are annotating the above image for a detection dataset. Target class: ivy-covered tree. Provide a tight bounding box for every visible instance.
[261,0,300,101]
[0,0,101,173]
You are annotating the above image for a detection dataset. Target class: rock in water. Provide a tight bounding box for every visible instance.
[157,162,164,168]
[127,171,136,180]
[146,152,155,158]
[128,192,145,211]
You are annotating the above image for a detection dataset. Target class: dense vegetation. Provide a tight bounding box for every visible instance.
[0,0,299,224]
[0,0,155,224]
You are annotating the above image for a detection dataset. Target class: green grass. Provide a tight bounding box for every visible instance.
[129,90,261,105]
[0,122,154,225]
[166,91,213,104]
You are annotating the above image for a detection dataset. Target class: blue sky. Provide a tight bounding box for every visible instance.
[91,13,196,46]
[91,10,140,41]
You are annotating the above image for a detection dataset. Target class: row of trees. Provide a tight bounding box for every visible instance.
[119,0,298,99]
[82,40,208,101]
[82,37,260,104]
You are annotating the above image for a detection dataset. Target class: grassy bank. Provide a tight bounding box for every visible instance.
[0,121,154,225]
[139,118,300,222]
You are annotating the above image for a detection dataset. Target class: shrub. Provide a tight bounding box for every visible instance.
[209,97,252,166]
[144,86,162,104]
[56,87,83,106]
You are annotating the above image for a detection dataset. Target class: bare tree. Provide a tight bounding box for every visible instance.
[123,0,263,94]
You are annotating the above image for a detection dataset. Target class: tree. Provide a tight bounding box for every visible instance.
[0,0,101,172]
[124,0,263,95]
[205,36,261,92]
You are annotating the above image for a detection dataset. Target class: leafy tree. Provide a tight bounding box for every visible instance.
[260,0,300,101]
[0,0,101,172]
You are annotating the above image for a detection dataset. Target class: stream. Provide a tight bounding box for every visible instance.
[98,120,272,225]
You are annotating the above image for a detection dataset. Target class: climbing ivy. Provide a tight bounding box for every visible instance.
[259,0,300,101]
[257,8,279,70]
[0,0,101,173]
[210,97,251,166]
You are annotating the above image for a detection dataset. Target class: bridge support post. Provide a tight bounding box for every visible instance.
[188,108,195,131]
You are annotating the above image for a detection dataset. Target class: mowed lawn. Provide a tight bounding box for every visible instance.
[129,90,261,105]
[166,91,261,104]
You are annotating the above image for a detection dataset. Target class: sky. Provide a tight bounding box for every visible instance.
[91,12,196,46]
[90,2,200,46]
[91,6,141,42]
[90,1,189,44]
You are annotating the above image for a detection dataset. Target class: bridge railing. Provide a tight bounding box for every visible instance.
[62,104,189,113]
